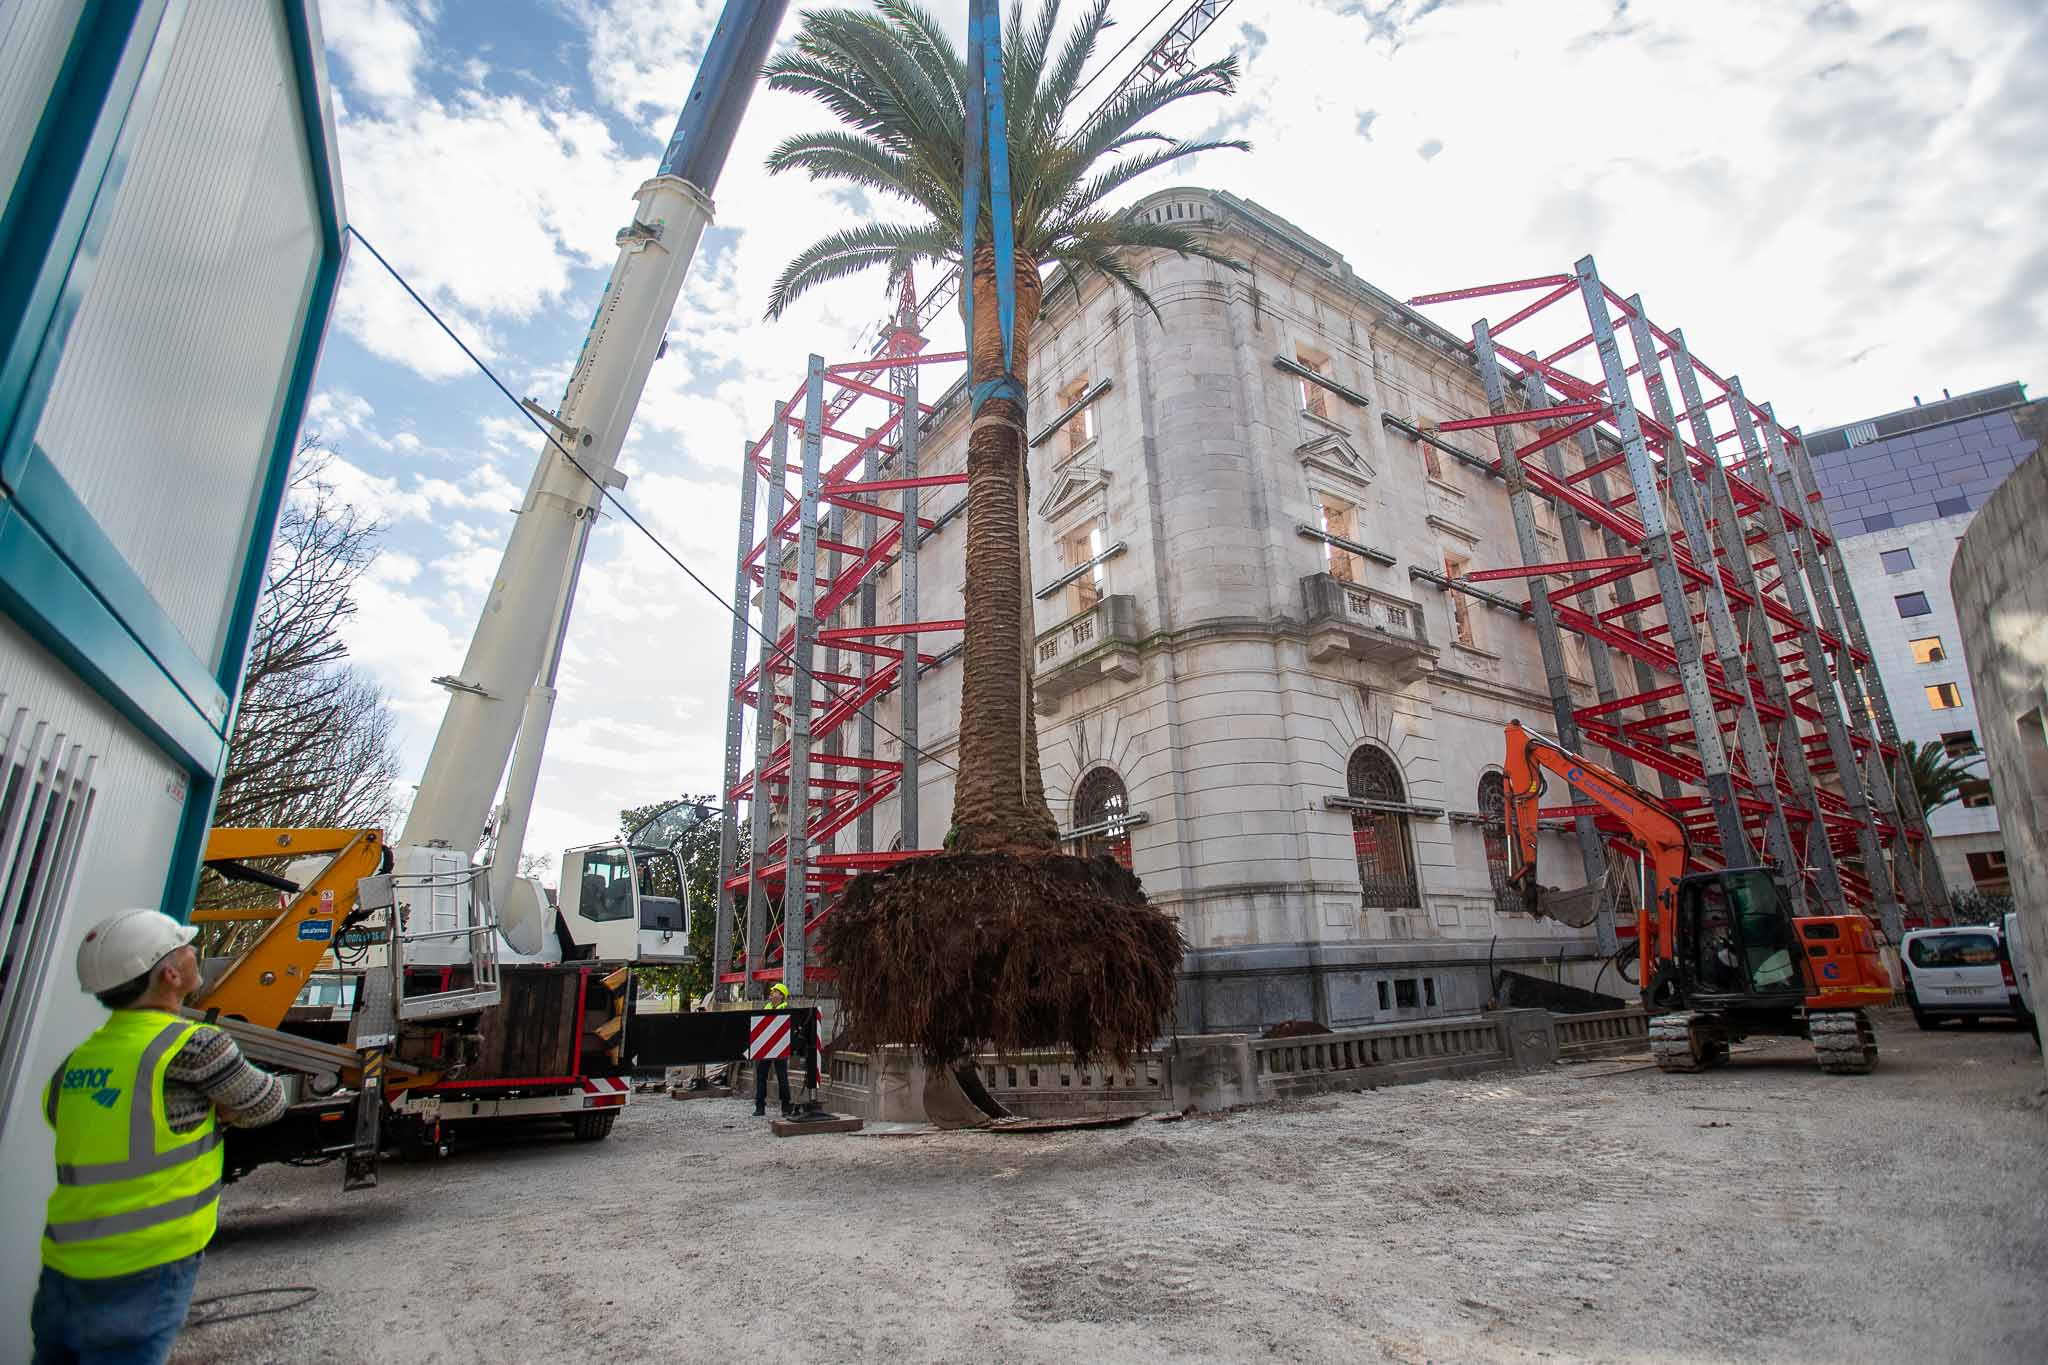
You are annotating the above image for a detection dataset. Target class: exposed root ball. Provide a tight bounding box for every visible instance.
[820,851,1185,1068]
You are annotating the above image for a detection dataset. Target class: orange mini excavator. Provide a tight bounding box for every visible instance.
[1502,720,1891,1074]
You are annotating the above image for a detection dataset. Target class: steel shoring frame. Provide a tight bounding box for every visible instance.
[1573,256,1752,863]
[1775,416,1950,927]
[897,357,923,853]
[1614,296,1800,902]
[781,355,829,997]
[1472,319,1617,952]
[744,403,793,997]
[713,444,760,989]
[1674,345,1848,916]
[721,315,962,988]
[1406,259,1924,926]
[856,426,880,857]
[1750,407,1910,930]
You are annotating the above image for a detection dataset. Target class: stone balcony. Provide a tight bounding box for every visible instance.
[1034,593,1141,712]
[1300,573,1437,681]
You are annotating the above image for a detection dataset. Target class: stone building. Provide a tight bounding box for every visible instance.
[859,188,1614,1034]
[1951,408,2048,1079]
[1803,385,2042,898]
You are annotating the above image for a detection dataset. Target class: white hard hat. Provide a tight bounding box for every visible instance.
[76,909,197,994]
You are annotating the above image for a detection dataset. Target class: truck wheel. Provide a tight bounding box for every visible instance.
[570,1110,616,1142]
[1912,1008,1937,1031]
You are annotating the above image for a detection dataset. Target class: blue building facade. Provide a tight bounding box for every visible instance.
[0,0,345,1330]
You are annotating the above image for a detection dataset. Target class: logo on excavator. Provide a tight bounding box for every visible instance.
[1821,960,1841,981]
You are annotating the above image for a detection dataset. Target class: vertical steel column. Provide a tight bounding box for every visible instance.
[783,356,827,996]
[1749,402,1910,933]
[1572,426,1681,800]
[1669,345,1846,915]
[1476,322,1616,951]
[819,465,845,861]
[1574,257,1751,860]
[897,362,922,850]
[1538,432,1638,789]
[1791,418,1950,922]
[746,406,791,998]
[1618,300,1799,892]
[714,449,760,988]
[1778,417,1949,922]
[856,427,879,854]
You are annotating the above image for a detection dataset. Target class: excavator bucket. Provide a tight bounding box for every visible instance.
[1530,871,1611,928]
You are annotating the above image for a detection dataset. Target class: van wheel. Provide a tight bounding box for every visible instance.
[1912,1009,1938,1030]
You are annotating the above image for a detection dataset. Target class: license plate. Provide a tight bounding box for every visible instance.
[1945,986,1995,997]
[413,1096,442,1122]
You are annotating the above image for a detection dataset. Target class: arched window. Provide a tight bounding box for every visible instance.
[1348,746,1418,908]
[1478,770,1512,913]
[1072,767,1133,868]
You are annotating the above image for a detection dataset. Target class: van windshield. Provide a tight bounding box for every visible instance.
[1908,933,1999,968]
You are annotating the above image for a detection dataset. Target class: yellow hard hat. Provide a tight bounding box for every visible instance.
[769,982,789,1000]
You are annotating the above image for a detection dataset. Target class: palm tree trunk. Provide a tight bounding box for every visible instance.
[951,244,1060,854]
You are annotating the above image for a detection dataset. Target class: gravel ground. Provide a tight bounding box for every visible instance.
[174,1011,2047,1364]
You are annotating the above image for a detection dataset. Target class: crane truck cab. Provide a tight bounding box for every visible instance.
[557,841,693,963]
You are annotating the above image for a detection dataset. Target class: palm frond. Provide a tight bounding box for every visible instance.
[764,0,1247,323]
[766,219,956,320]
[1063,137,1251,218]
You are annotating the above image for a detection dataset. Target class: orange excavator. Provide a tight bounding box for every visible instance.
[1502,720,1890,1074]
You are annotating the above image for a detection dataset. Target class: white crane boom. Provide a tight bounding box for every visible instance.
[400,3,787,900]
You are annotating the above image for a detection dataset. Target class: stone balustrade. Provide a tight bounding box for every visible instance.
[1551,1006,1648,1059]
[821,1008,1585,1121]
[1033,593,1141,711]
[1299,572,1437,679]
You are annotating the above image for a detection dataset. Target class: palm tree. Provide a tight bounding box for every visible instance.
[763,0,1245,856]
[1901,738,1982,813]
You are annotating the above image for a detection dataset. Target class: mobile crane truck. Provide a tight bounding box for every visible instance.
[183,0,795,1188]
[1502,719,1890,1074]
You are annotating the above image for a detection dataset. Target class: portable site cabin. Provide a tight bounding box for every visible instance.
[0,0,345,1334]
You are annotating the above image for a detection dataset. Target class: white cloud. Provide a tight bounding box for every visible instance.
[322,0,433,108]
[1197,0,2044,423]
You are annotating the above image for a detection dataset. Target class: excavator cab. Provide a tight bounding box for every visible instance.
[1672,867,1808,1005]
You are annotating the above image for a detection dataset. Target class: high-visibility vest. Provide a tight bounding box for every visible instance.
[42,1010,224,1279]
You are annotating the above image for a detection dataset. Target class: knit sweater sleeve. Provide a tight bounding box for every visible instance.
[168,1025,288,1128]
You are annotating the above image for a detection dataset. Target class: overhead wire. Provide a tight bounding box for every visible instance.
[342,226,960,786]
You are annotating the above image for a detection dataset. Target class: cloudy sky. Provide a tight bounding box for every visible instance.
[303,0,2045,877]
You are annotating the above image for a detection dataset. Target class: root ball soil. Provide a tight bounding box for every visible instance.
[820,851,1184,1067]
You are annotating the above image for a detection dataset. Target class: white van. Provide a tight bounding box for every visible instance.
[1902,925,2032,1030]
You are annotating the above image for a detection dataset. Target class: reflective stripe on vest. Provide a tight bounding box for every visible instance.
[55,1020,221,1186]
[43,1013,224,1278]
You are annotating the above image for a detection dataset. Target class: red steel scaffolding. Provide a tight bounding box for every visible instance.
[1400,256,1948,941]
[710,274,969,995]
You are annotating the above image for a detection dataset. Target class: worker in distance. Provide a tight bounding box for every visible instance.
[755,981,796,1117]
[33,908,287,1364]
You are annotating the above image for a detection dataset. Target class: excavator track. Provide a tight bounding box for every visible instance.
[1809,1010,1877,1075]
[1648,1012,1728,1073]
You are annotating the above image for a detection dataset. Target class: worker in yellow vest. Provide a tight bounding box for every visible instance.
[753,982,794,1117]
[33,909,287,1364]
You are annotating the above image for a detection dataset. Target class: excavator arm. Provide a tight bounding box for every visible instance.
[1502,720,1689,981]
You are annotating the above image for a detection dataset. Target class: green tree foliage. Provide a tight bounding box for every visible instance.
[617,796,738,1007]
